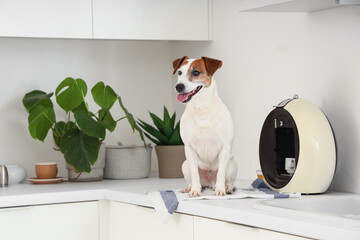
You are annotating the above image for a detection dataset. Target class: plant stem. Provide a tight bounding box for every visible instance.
[70,172,82,182]
[68,112,70,122]
[116,116,127,122]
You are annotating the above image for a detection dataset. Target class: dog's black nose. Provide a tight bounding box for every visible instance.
[175,83,185,93]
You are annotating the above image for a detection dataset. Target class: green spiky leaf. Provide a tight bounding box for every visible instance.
[137,107,183,145]
[143,132,161,145]
[138,119,169,144]
[149,112,165,132]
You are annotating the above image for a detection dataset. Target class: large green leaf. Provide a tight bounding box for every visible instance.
[118,96,135,129]
[53,121,66,146]
[99,109,117,132]
[71,101,88,113]
[55,77,87,112]
[53,121,77,147]
[118,96,146,147]
[91,82,117,109]
[28,105,56,142]
[74,111,105,139]
[60,129,100,173]
[23,90,54,112]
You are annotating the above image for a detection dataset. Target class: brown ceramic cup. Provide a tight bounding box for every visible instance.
[35,163,58,179]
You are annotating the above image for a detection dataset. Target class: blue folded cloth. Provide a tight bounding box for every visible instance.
[147,178,301,223]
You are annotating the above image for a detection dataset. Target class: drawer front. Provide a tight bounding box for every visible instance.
[0,201,99,240]
[109,201,193,240]
[194,216,310,240]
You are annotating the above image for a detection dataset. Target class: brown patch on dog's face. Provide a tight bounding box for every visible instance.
[172,56,189,74]
[187,59,212,87]
[185,57,222,87]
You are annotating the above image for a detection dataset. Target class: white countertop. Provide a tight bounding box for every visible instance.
[1,178,360,239]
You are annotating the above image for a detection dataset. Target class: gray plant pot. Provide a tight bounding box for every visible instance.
[104,144,152,179]
[66,143,106,182]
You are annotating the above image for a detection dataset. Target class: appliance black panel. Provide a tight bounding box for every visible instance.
[259,108,299,189]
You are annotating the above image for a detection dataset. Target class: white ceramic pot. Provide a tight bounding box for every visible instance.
[6,165,26,184]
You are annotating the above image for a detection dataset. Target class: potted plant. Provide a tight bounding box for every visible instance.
[138,106,185,178]
[22,77,145,181]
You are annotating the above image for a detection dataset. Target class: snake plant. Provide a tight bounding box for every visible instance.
[138,106,183,145]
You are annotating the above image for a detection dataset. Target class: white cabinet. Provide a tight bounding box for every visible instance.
[108,201,193,240]
[0,0,212,40]
[194,216,309,240]
[92,0,212,40]
[0,0,92,38]
[238,0,360,12]
[0,201,99,240]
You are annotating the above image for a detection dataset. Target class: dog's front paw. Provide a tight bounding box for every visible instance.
[226,185,234,194]
[214,185,226,196]
[189,186,201,197]
[182,186,191,193]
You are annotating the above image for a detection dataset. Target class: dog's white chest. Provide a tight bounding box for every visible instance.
[181,105,232,170]
[189,128,222,167]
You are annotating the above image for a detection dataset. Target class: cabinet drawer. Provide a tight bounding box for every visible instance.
[0,201,99,240]
[194,216,310,240]
[108,201,193,240]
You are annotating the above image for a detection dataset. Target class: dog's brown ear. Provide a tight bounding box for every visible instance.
[173,56,189,74]
[201,57,222,77]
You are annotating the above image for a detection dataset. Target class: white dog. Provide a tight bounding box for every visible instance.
[173,56,237,197]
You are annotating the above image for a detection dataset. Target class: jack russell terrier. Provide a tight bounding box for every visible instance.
[173,56,237,197]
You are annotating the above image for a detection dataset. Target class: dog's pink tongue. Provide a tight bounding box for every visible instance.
[177,93,191,102]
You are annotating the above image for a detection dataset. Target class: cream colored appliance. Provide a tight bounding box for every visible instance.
[259,95,337,194]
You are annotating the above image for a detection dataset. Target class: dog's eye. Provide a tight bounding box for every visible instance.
[192,70,201,77]
[178,71,182,76]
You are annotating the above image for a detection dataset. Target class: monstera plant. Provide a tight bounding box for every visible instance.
[22,77,145,175]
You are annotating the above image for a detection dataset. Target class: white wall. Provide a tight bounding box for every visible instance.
[1,2,360,194]
[171,2,360,193]
[0,38,173,178]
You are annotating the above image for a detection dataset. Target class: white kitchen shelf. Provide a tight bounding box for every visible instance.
[238,0,360,12]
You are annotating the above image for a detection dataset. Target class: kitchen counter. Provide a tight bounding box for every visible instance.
[1,178,359,239]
